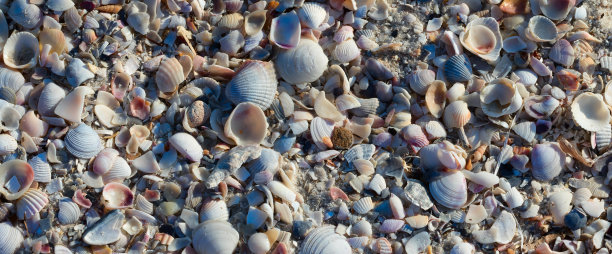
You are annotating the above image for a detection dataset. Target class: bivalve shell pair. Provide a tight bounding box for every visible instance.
[225,60,277,110]
[571,92,611,132]
[429,171,468,209]
[480,78,522,118]
[300,225,352,254]
[224,102,268,146]
[460,17,502,62]
[192,220,239,254]
[3,32,39,69]
[531,142,565,181]
[276,39,328,84]
[65,123,102,159]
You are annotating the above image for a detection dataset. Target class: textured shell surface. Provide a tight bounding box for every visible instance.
[512,121,536,142]
[0,67,24,92]
[66,58,94,87]
[224,102,268,146]
[460,17,502,62]
[531,142,565,181]
[429,171,467,209]
[480,78,522,117]
[28,153,52,183]
[525,15,557,42]
[65,123,102,159]
[0,134,17,155]
[38,81,66,116]
[169,132,203,162]
[276,38,328,84]
[250,148,280,174]
[46,0,75,12]
[409,69,435,95]
[156,57,185,93]
[353,196,374,214]
[58,198,81,225]
[538,0,575,20]
[192,220,239,254]
[310,116,335,150]
[127,12,150,35]
[54,86,94,123]
[16,188,48,219]
[333,39,360,63]
[549,39,575,66]
[199,199,229,222]
[444,54,472,83]
[102,157,131,183]
[443,100,471,128]
[344,144,376,164]
[548,190,573,224]
[135,194,154,214]
[297,2,328,29]
[225,61,277,110]
[3,31,39,69]
[269,10,301,49]
[300,225,352,254]
[8,0,42,29]
[0,222,24,254]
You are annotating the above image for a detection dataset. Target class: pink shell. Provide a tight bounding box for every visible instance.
[379,219,405,233]
[72,189,92,208]
[400,124,430,153]
[102,182,134,209]
[129,96,151,120]
[333,25,354,43]
[17,189,49,219]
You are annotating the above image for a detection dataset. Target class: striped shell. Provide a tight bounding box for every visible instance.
[0,222,24,254]
[276,38,328,84]
[58,198,81,225]
[156,57,185,93]
[409,69,435,95]
[301,225,352,254]
[65,123,102,159]
[443,100,471,128]
[250,148,280,174]
[401,124,430,153]
[0,134,17,155]
[345,144,376,164]
[429,171,467,209]
[225,61,277,110]
[16,188,48,219]
[353,196,374,214]
[0,67,25,92]
[38,82,66,116]
[549,39,575,66]
[199,199,229,222]
[297,2,328,29]
[444,54,472,83]
[135,194,154,214]
[28,153,51,183]
[0,160,34,200]
[531,143,565,181]
[102,157,131,183]
[310,117,335,150]
[8,0,42,29]
[192,220,239,254]
[380,219,405,233]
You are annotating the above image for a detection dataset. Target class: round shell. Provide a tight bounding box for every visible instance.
[58,198,81,225]
[0,222,24,254]
[3,32,39,69]
[297,3,328,29]
[310,116,335,150]
[169,132,204,162]
[0,134,17,155]
[0,160,34,200]
[409,69,435,95]
[301,225,352,254]
[333,39,360,63]
[571,92,611,132]
[156,57,185,93]
[16,189,48,219]
[224,102,268,146]
[525,15,557,42]
[102,182,134,209]
[276,38,328,84]
[38,28,66,54]
[38,82,66,116]
[443,100,471,128]
[65,123,102,159]
[480,78,523,117]
[531,143,565,181]
[192,220,239,254]
[538,0,575,20]
[429,171,467,209]
[8,0,42,29]
[225,60,277,110]
[0,67,25,92]
[460,17,502,62]
[425,80,447,118]
[200,199,229,222]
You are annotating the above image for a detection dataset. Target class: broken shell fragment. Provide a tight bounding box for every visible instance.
[225,102,268,146]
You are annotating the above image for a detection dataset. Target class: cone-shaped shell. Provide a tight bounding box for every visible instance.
[443,100,471,128]
[156,57,185,93]
[480,78,523,117]
[297,2,328,29]
[571,92,611,132]
[276,38,328,84]
[531,142,565,181]
[444,54,472,83]
[16,189,48,219]
[460,17,502,62]
[225,60,277,110]
[192,220,239,254]
[270,11,300,49]
[3,32,39,69]
[429,171,467,209]
[0,222,24,254]
[539,0,575,20]
[169,132,203,162]
[301,225,352,254]
[64,123,102,159]
[224,102,268,146]
[102,182,134,209]
[0,160,34,200]
[425,80,447,118]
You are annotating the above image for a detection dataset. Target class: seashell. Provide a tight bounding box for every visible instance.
[404,231,431,254]
[135,194,154,214]
[549,39,575,66]
[8,0,42,29]
[444,54,472,83]
[58,198,80,225]
[367,174,386,195]
[64,123,102,159]
[401,124,429,153]
[218,13,244,30]
[297,2,328,29]
[347,236,369,249]
[250,148,280,174]
[429,171,467,209]
[38,82,66,116]
[193,220,239,254]
[344,144,375,165]
[3,32,38,69]
[28,153,51,183]
[531,142,565,181]
[102,157,131,183]
[276,38,328,84]
[0,107,20,131]
[571,92,610,132]
[46,0,74,11]
[310,117,334,150]
[524,95,559,119]
[0,222,24,254]
[248,233,270,254]
[424,120,447,139]
[54,86,94,123]
[244,10,266,36]
[353,196,374,214]
[538,0,575,20]
[460,17,502,62]
[365,58,394,81]
[335,94,361,112]
[72,189,91,208]
[224,0,242,12]
[480,78,522,118]
[301,225,351,254]
[39,28,66,55]
[425,80,447,118]
[451,243,476,254]
[20,111,48,138]
[408,69,435,95]
[353,159,374,176]
[548,190,573,224]
[465,204,487,224]
[66,58,94,87]
[472,210,516,244]
[525,15,557,42]
[0,160,34,200]
[595,125,611,151]
[513,69,538,87]
[156,58,185,94]
[225,102,268,146]
[219,30,245,55]
[169,132,203,162]
[82,209,124,245]
[443,100,471,129]
[581,199,605,217]
[102,182,134,209]
[268,181,296,203]
[274,134,296,154]
[0,68,24,92]
[446,83,465,102]
[333,39,360,63]
[0,134,17,155]
[502,36,527,53]
[225,60,277,110]
[314,91,344,123]
[127,12,150,35]
[352,219,372,236]
[270,11,300,49]
[379,219,404,233]
[462,170,499,188]
[512,121,536,142]
[16,188,48,219]
[64,6,82,32]
[200,199,229,222]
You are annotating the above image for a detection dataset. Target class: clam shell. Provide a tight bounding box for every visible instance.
[344,144,375,165]
[46,0,74,11]
[472,210,516,244]
[135,194,154,214]
[513,69,538,87]
[218,13,244,30]
[333,39,360,63]
[451,243,475,254]
[310,117,335,150]
[8,0,42,29]
[297,2,328,29]
[538,0,575,20]
[443,100,470,128]
[0,68,25,92]
[28,153,51,183]
[225,102,268,146]
[169,132,203,162]
[58,198,80,225]
[39,28,66,55]
[424,120,447,139]
[224,0,242,12]
[19,111,47,138]
[66,58,94,87]
[276,38,328,84]
[429,171,467,209]
[444,54,472,83]
[54,86,94,123]
[16,188,48,219]
[336,94,361,111]
[64,7,82,32]
[379,219,405,233]
[102,182,134,209]
[219,30,244,55]
[0,222,24,254]
[270,11,300,49]
[93,147,119,175]
[549,39,575,66]
[425,80,447,118]
[156,57,185,94]
[192,220,239,254]
[525,15,557,42]
[571,92,611,132]
[480,78,522,117]
[274,134,296,154]
[512,121,536,142]
[250,148,280,174]
[525,95,559,119]
[0,87,15,105]
[64,123,102,159]
[0,11,6,54]
[460,17,502,62]
[38,81,66,116]
[3,32,38,69]
[548,190,573,224]
[353,196,374,214]
[352,219,372,236]
[102,157,131,183]
[408,69,435,95]
[0,160,34,200]
[401,124,430,152]
[301,225,352,254]
[0,134,17,155]
[200,199,229,222]
[367,174,386,195]
[225,60,277,110]
[82,209,124,245]
[531,142,565,181]
[244,10,266,36]
[127,12,150,35]
[462,170,499,188]
[595,125,611,151]
[0,107,20,131]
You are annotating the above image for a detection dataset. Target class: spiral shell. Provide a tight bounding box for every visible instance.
[58,198,81,225]
[64,123,102,159]
[16,188,48,219]
[276,38,328,84]
[3,32,39,69]
[225,60,277,110]
[156,57,185,94]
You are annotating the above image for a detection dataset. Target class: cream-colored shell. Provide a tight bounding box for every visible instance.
[571,92,611,132]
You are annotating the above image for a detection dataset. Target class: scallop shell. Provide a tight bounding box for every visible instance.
[64,7,82,32]
[334,26,354,43]
[225,102,268,146]
[0,68,25,92]
[301,225,352,254]
[64,123,102,159]
[595,125,611,151]
[102,157,131,183]
[298,2,328,29]
[66,58,94,87]
[169,132,203,162]
[571,92,611,132]
[309,116,334,150]
[276,38,328,84]
[472,210,516,244]
[0,160,34,200]
[244,10,266,36]
[38,81,66,116]
[0,134,17,155]
[156,57,185,94]
[429,171,467,209]
[8,0,42,29]
[0,107,20,131]
[353,196,374,214]
[444,54,472,83]
[344,144,376,165]
[480,78,522,118]
[531,142,565,181]
[352,219,372,236]
[335,94,361,111]
[200,199,229,222]
[16,188,48,219]
[225,60,277,110]
[379,219,405,233]
[39,28,66,55]
[192,220,239,254]
[250,148,280,174]
[538,0,575,20]
[0,222,24,254]
[443,100,471,128]
[58,198,80,225]
[270,10,300,49]
[408,69,435,95]
[424,120,447,139]
[102,182,134,209]
[3,32,38,69]
[401,124,430,153]
[219,30,244,55]
[549,39,575,67]
[525,15,557,42]
[28,153,51,183]
[333,39,360,63]
[425,80,447,118]
[135,194,154,214]
[460,17,502,62]
[367,174,386,195]
[512,121,536,142]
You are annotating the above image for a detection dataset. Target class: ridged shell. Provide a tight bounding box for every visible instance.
[218,13,244,30]
[0,107,20,131]
[429,171,467,209]
[250,148,280,174]
[367,174,386,195]
[298,3,328,29]
[66,58,94,87]
[38,82,66,116]
[525,15,557,42]
[225,102,268,146]
[16,188,48,219]
[135,194,154,214]
[102,182,134,209]
[8,0,42,29]
[549,39,575,66]
[531,142,565,181]
[192,220,239,254]
[300,225,352,254]
[199,199,229,222]
[0,222,24,254]
[64,7,82,33]
[444,54,472,83]
[127,12,150,35]
[352,219,372,236]
[514,69,538,87]
[224,0,243,12]
[310,117,334,150]
[274,135,296,154]
[353,196,374,214]
[409,69,435,95]
[333,39,360,63]
[571,92,611,132]
[39,28,66,55]
[0,160,34,201]
[351,98,381,117]
[380,219,405,233]
[156,58,185,93]
[443,100,471,128]
[548,190,573,224]
[169,132,203,162]
[46,0,74,11]
[460,17,502,62]
[595,125,611,151]
[64,123,102,159]
[538,0,575,20]
[3,32,39,69]
[225,60,277,110]
[0,134,17,155]
[480,78,522,117]
[270,11,300,49]
[0,68,24,92]
[425,80,447,118]
[276,38,328,84]
[424,120,447,139]
[401,124,430,152]
[102,157,131,183]
[58,198,80,224]
[345,144,376,164]
[28,153,51,183]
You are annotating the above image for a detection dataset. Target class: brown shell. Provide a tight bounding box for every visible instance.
[96,5,123,13]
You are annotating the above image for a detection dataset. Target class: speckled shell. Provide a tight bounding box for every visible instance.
[276,39,328,84]
[199,199,229,222]
[531,143,565,181]
[29,153,51,183]
[310,117,334,150]
[8,0,42,29]
[65,123,102,159]
[300,225,352,254]
[0,222,24,254]
[16,188,48,219]
[156,57,185,93]
[429,171,467,209]
[192,220,239,254]
[297,2,328,29]
[58,198,81,225]
[3,32,39,69]
[0,160,34,200]
[225,61,277,110]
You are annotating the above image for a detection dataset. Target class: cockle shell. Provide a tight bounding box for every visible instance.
[408,69,435,95]
[102,182,134,209]
[3,32,38,69]
[29,153,51,183]
[514,69,538,87]
[38,81,66,116]
[156,57,185,94]
[224,102,268,146]
[169,132,203,162]
[425,80,447,118]
[0,68,24,92]
[8,0,42,29]
[571,92,611,132]
[0,134,17,155]
[353,196,374,214]
[429,171,467,209]
[539,0,575,20]
[248,233,270,254]
[460,17,502,62]
[132,151,160,174]
[525,15,557,42]
[200,199,229,222]
[344,144,376,165]
[0,222,24,254]
[531,142,565,181]
[64,123,102,159]
[244,10,267,36]
[64,7,82,32]
[0,160,34,200]
[20,110,48,138]
[102,157,131,183]
[16,188,48,219]
[276,38,328,84]
[39,28,66,55]
[333,39,360,63]
[480,78,522,117]
[225,60,277,110]
[250,148,280,174]
[297,2,328,29]
[58,198,80,224]
[310,117,335,150]
[301,225,352,254]
[54,86,94,123]
[444,100,471,128]
[549,39,575,66]
[444,54,472,83]
[401,124,430,153]
[270,11,300,49]
[192,220,239,254]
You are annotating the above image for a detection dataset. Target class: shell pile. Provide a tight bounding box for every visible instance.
[0,0,610,252]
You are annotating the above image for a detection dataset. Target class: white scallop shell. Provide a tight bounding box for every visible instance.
[65,123,102,159]
[333,39,360,63]
[549,39,575,67]
[595,125,611,151]
[0,134,17,155]
[443,100,471,128]
[192,220,239,254]
[219,30,244,55]
[250,148,280,174]
[0,160,34,201]
[525,15,557,42]
[572,188,591,205]
[54,86,94,123]
[531,142,565,181]
[199,199,229,222]
[58,198,81,225]
[335,94,361,111]
[225,61,277,110]
[38,81,66,116]
[480,78,522,117]
[16,188,48,219]
[379,219,405,233]
[351,219,372,236]
[225,102,268,146]
[0,222,24,254]
[276,38,328,84]
[66,58,94,87]
[8,0,42,29]
[353,196,373,214]
[301,225,352,254]
[571,92,611,132]
[0,68,25,92]
[409,69,435,95]
[46,0,74,11]
[64,7,82,33]
[344,144,376,164]
[169,132,203,162]
[156,57,185,93]
[270,10,300,49]
[367,174,386,195]
[0,107,20,131]
[102,157,131,183]
[460,17,502,62]
[248,233,270,254]
[424,120,447,139]
[310,117,334,150]
[512,121,536,142]
[297,2,328,29]
[3,32,39,69]
[429,171,467,209]
[28,153,51,183]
